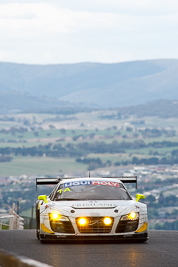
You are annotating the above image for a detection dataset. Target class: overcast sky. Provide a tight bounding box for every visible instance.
[0,0,178,64]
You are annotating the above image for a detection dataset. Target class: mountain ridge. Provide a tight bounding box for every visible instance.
[0,59,178,110]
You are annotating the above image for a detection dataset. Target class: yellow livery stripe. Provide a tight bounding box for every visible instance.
[41,223,54,234]
[135,222,148,233]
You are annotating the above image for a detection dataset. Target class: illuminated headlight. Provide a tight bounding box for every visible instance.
[78,217,87,226]
[103,217,112,225]
[50,212,60,220]
[49,212,69,221]
[120,212,139,221]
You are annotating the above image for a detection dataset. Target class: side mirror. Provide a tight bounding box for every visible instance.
[136,194,145,202]
[38,195,48,203]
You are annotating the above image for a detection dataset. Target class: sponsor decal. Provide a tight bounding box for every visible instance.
[63,180,119,187]
[63,181,91,187]
[73,203,117,207]
[92,181,119,187]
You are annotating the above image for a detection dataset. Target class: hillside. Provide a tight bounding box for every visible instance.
[0,59,178,110]
[0,92,92,114]
[116,100,178,118]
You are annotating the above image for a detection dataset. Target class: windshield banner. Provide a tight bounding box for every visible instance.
[63,180,120,188]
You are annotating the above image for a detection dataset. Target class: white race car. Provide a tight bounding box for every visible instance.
[36,177,148,242]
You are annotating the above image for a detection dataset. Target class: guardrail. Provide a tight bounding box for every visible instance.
[0,248,53,267]
[0,203,24,230]
[0,215,14,230]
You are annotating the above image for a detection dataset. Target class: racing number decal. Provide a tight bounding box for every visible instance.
[64,188,70,192]
[58,188,71,194]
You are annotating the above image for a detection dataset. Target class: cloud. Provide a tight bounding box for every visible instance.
[0,1,178,64]
[1,0,178,14]
[1,2,177,34]
[0,3,69,33]
[52,0,178,15]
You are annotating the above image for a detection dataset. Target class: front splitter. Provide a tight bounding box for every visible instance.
[39,232,148,243]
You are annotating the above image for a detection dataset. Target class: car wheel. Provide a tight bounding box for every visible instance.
[36,202,40,240]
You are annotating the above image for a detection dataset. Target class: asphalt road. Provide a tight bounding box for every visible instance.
[0,230,177,267]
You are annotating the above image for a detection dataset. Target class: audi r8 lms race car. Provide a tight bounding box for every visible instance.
[36,176,148,242]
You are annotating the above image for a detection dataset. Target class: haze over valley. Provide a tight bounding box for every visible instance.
[0,59,178,113]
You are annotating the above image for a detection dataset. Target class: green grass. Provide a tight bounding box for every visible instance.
[0,156,88,176]
[87,153,129,162]
[0,112,178,176]
[1,126,178,148]
[0,123,17,129]
[127,146,178,155]
[0,142,50,148]
[2,225,9,230]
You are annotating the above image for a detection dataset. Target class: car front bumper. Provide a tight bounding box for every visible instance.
[39,232,148,242]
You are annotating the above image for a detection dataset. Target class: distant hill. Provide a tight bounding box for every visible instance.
[0,92,95,114]
[116,100,178,118]
[0,59,178,112]
[0,92,72,114]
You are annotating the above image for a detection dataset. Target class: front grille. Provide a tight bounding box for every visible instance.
[50,220,75,233]
[76,217,114,234]
[115,220,138,233]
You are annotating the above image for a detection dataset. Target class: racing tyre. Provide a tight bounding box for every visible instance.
[36,201,40,240]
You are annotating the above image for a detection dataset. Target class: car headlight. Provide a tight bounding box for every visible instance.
[120,212,139,221]
[78,217,87,226]
[77,217,113,226]
[103,217,112,225]
[49,212,69,221]
[51,212,60,220]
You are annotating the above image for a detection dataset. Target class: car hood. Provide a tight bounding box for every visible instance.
[50,199,143,210]
[45,199,146,218]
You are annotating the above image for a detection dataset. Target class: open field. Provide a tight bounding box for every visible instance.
[0,111,178,176]
[0,156,87,176]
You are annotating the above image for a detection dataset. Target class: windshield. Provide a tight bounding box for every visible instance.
[53,180,131,201]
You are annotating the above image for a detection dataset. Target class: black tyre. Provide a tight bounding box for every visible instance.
[36,201,40,240]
